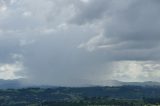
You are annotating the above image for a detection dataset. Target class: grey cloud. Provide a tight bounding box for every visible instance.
[21,28,110,86]
[1,0,160,86]
[0,35,21,63]
[73,0,160,61]
[70,0,111,24]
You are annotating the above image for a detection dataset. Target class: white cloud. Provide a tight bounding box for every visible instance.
[110,61,160,82]
[0,0,7,12]
[80,0,90,3]
[0,61,24,80]
[22,11,32,17]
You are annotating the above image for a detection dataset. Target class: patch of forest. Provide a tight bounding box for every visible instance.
[0,86,160,106]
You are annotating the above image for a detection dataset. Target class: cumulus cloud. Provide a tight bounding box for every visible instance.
[110,61,160,82]
[0,61,24,80]
[0,0,160,86]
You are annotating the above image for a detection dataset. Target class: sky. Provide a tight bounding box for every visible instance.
[0,0,160,86]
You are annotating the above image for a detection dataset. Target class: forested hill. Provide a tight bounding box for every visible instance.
[0,86,160,105]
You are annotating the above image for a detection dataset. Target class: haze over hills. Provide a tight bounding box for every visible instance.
[99,80,160,87]
[0,79,27,89]
[0,79,160,89]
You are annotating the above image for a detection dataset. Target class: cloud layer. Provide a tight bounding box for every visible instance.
[0,0,160,86]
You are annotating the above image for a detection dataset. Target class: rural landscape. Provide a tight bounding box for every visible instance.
[0,85,160,106]
[0,80,160,105]
[1,0,160,105]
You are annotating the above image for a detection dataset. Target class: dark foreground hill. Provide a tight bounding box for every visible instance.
[0,86,160,106]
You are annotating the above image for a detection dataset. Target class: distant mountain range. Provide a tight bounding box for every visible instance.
[100,80,160,87]
[0,79,160,89]
[0,79,23,89]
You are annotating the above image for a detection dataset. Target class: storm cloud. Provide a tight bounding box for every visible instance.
[0,0,160,86]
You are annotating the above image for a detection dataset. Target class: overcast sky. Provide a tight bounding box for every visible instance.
[0,0,160,86]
